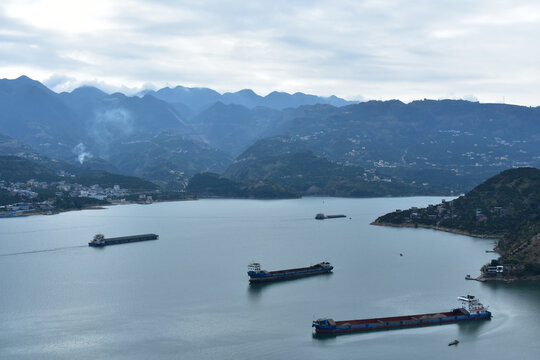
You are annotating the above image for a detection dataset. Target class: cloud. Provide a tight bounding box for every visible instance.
[43,74,77,91]
[0,0,539,105]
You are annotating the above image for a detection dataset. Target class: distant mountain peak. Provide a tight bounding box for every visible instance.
[70,86,108,98]
[16,75,33,81]
[142,85,356,114]
[0,75,55,95]
[12,75,48,89]
[236,89,257,95]
[267,90,286,96]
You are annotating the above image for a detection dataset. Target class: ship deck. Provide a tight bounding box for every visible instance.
[103,233,158,241]
[267,265,321,275]
[334,311,460,326]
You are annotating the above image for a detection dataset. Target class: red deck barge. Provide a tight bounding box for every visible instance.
[313,295,491,335]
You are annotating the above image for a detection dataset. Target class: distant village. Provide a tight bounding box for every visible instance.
[392,199,512,279]
[394,199,507,225]
[0,178,153,217]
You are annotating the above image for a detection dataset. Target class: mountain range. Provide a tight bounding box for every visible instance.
[1,75,539,195]
[141,85,356,118]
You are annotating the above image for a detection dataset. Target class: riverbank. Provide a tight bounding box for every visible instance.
[0,197,197,218]
[474,274,540,282]
[372,220,540,282]
[370,220,503,240]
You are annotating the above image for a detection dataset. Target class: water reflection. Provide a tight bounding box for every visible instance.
[311,332,338,342]
[246,282,266,301]
[456,319,490,337]
[247,272,334,302]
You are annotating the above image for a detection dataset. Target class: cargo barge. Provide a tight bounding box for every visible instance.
[313,295,491,335]
[315,213,346,220]
[248,262,333,283]
[88,233,159,247]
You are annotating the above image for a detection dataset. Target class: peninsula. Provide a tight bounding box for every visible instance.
[372,167,540,281]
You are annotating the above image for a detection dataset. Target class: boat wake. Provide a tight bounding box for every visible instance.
[0,245,87,257]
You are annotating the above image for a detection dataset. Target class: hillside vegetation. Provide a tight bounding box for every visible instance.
[0,155,159,191]
[225,150,431,197]
[373,167,540,278]
[186,172,299,199]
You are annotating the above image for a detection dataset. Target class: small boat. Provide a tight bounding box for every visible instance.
[465,274,472,280]
[448,339,459,346]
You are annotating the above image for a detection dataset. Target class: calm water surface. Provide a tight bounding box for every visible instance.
[1,197,539,359]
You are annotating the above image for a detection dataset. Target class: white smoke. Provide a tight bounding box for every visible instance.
[89,108,134,157]
[73,142,93,164]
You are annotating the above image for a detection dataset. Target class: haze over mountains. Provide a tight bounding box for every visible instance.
[1,75,539,194]
[141,86,356,119]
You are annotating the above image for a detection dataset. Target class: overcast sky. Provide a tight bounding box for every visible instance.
[1,0,539,105]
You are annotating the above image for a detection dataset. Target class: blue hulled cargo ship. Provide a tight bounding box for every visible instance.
[88,233,159,247]
[313,295,491,335]
[247,262,333,283]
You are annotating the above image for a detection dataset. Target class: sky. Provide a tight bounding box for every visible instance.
[1,0,539,105]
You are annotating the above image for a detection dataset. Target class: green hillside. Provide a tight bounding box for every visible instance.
[373,167,540,278]
[0,155,158,191]
[186,172,299,199]
[224,145,441,197]
[0,156,59,182]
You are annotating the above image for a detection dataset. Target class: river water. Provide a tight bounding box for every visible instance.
[1,197,539,359]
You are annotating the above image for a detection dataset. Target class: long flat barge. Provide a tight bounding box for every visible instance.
[248,262,333,283]
[315,213,346,220]
[88,233,159,247]
[313,295,491,335]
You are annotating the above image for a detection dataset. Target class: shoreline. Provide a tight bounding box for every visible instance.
[372,221,540,282]
[0,198,197,218]
[476,275,540,282]
[370,221,503,240]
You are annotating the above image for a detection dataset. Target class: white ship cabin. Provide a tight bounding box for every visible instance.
[457,295,485,314]
[318,261,332,267]
[91,234,105,244]
[248,262,262,272]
